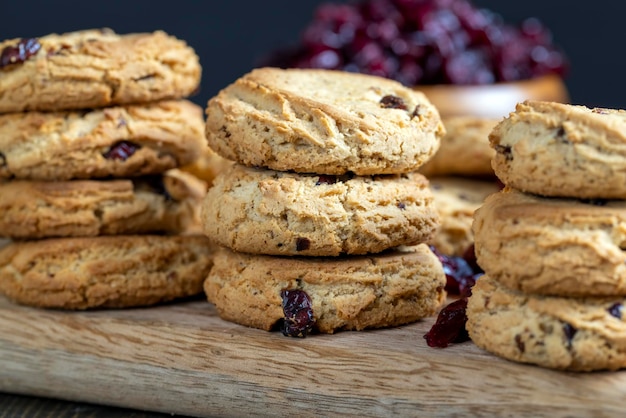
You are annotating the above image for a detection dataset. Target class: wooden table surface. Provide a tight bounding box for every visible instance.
[1,293,625,418]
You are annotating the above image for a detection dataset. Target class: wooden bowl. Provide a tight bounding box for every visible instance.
[414,74,570,118]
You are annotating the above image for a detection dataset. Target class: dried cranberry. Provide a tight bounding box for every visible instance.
[380,95,407,109]
[608,302,623,319]
[102,141,139,161]
[316,174,337,185]
[295,237,311,252]
[462,243,483,274]
[430,246,477,297]
[0,38,41,68]
[424,297,469,348]
[281,289,315,337]
[562,322,577,348]
[397,201,406,210]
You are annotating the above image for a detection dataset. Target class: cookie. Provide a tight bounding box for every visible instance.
[428,177,500,256]
[204,244,446,334]
[0,29,201,113]
[0,100,205,180]
[180,145,234,187]
[201,164,439,256]
[0,169,206,239]
[490,100,626,198]
[0,235,216,309]
[467,275,626,371]
[419,116,498,177]
[205,67,445,175]
[473,188,626,297]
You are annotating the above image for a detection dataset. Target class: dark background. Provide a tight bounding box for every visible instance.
[1,0,624,109]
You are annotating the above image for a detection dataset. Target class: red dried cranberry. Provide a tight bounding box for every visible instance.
[608,302,623,319]
[424,297,469,348]
[281,289,315,337]
[0,38,41,68]
[380,94,408,109]
[462,243,483,274]
[563,322,577,348]
[103,141,139,161]
[295,237,311,252]
[430,245,477,297]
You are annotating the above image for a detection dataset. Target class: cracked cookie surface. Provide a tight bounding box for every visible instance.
[204,244,446,333]
[473,188,626,297]
[205,67,444,175]
[467,275,626,371]
[0,169,206,239]
[0,29,201,113]
[490,100,626,198]
[0,100,205,180]
[0,234,216,309]
[201,164,439,256]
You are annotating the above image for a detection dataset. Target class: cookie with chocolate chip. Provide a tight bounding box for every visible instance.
[0,169,206,239]
[467,275,626,371]
[0,29,201,113]
[490,100,626,198]
[0,100,205,180]
[204,244,446,334]
[205,67,445,175]
[201,164,439,256]
[0,234,216,309]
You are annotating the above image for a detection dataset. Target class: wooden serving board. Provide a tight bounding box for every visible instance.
[0,295,624,418]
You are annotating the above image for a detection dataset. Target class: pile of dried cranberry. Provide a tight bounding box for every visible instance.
[261,0,567,85]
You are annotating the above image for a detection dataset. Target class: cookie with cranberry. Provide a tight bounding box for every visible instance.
[0,169,206,239]
[490,100,626,198]
[204,244,446,334]
[427,176,500,256]
[0,29,201,113]
[467,275,626,371]
[205,67,445,175]
[0,100,205,180]
[201,164,439,256]
[419,116,499,178]
[0,234,216,309]
[473,188,626,297]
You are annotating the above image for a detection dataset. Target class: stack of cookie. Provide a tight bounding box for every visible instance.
[201,67,448,335]
[0,29,216,309]
[468,100,626,371]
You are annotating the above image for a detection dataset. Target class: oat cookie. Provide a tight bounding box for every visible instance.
[0,169,206,239]
[180,145,234,187]
[428,177,500,256]
[0,235,216,309]
[202,164,439,256]
[420,116,498,177]
[473,188,626,297]
[0,100,205,180]
[0,29,201,113]
[205,67,445,175]
[490,100,626,198]
[204,244,446,333]
[467,275,626,371]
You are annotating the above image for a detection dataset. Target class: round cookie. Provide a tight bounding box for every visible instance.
[0,169,206,239]
[180,145,234,187]
[0,29,201,113]
[467,275,626,372]
[428,176,500,256]
[204,244,447,334]
[490,100,626,198]
[473,188,626,297]
[201,164,439,256]
[205,67,445,175]
[420,116,499,178]
[0,235,216,309]
[0,100,205,180]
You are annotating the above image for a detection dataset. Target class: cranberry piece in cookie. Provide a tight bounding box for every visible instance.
[103,141,140,161]
[281,289,315,337]
[0,38,41,68]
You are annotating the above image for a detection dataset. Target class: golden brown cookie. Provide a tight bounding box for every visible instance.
[428,176,500,256]
[201,164,439,256]
[0,100,205,180]
[0,169,206,239]
[204,244,446,334]
[205,67,445,175]
[490,100,626,198]
[473,188,626,297]
[179,145,234,187]
[0,235,216,309]
[467,275,626,372]
[0,29,201,113]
